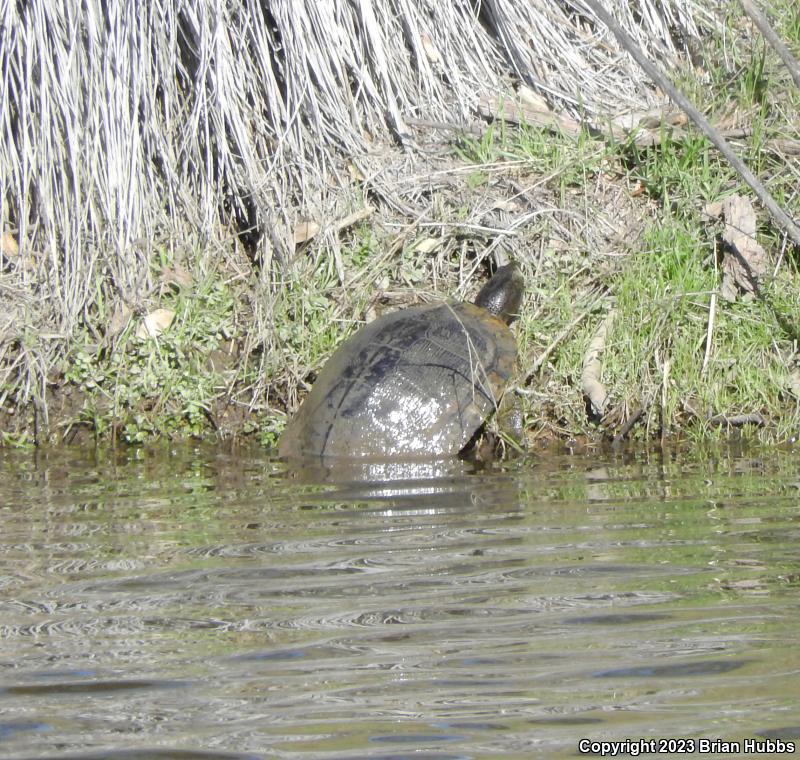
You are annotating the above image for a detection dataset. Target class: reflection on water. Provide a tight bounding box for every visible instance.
[1,444,799,759]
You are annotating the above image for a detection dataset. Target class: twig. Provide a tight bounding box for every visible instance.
[333,207,373,234]
[478,94,586,138]
[683,401,766,428]
[582,0,800,250]
[739,0,800,90]
[768,138,800,155]
[612,403,648,444]
[480,93,753,148]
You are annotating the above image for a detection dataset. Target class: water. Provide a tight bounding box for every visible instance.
[1,444,799,759]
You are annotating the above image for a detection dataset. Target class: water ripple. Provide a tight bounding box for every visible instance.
[0,445,798,758]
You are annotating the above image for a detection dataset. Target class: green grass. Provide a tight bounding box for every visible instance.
[627,131,735,207]
[28,0,800,449]
[467,2,800,446]
[64,265,239,443]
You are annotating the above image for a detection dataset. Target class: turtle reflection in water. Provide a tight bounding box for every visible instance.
[279,263,524,460]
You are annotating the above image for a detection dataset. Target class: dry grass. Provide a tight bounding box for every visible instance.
[0,0,726,442]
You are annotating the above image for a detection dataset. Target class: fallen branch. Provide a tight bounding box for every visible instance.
[684,400,766,428]
[582,0,800,250]
[768,138,800,155]
[478,94,587,139]
[739,0,800,90]
[479,93,754,149]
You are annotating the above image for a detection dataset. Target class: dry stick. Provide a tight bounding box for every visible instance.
[582,0,800,250]
[612,403,648,445]
[701,291,717,375]
[739,0,800,90]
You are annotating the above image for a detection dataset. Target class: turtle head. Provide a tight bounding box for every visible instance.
[474,263,524,324]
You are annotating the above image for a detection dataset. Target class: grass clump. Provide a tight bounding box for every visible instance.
[61,261,240,444]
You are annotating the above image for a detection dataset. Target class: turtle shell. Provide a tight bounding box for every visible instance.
[279,300,517,459]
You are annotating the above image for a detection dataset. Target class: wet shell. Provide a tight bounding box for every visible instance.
[279,300,517,459]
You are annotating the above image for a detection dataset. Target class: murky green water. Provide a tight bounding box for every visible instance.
[1,445,799,759]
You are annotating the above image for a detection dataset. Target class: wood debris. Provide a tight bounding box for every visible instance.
[581,310,616,420]
[478,93,584,138]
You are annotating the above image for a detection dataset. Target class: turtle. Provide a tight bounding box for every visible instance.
[279,263,524,460]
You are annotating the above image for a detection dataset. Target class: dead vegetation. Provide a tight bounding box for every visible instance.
[1,1,799,447]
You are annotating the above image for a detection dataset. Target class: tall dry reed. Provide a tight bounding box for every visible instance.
[0,0,710,433]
